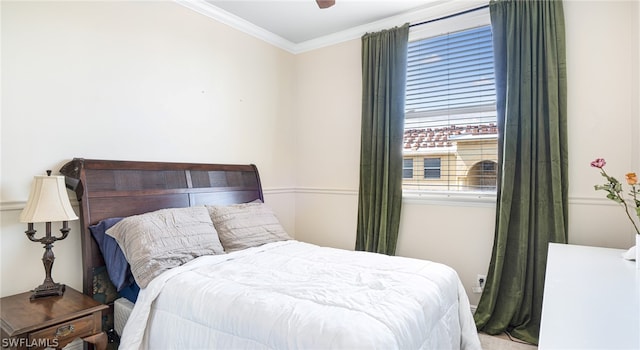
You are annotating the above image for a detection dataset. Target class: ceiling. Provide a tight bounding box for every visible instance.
[205,0,432,44]
[178,0,486,53]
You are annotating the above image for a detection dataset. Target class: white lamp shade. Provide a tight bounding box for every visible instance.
[19,175,78,223]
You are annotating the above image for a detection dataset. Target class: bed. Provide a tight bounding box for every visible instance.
[60,158,481,350]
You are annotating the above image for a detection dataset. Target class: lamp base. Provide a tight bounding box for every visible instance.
[30,282,65,300]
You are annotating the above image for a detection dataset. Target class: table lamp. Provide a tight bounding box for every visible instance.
[19,170,78,300]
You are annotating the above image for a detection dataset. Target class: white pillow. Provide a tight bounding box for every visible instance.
[207,201,291,252]
[107,206,224,288]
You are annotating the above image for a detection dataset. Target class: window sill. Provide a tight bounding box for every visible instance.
[402,190,497,207]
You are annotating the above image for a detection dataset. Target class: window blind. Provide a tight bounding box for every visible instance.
[403,25,497,193]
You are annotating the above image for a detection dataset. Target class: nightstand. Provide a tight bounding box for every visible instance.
[1,287,108,350]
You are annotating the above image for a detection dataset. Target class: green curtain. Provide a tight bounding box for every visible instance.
[474,0,568,345]
[356,24,409,256]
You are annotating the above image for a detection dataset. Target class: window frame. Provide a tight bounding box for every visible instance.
[403,7,497,205]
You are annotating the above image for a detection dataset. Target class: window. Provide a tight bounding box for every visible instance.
[423,158,441,179]
[403,15,497,195]
[403,158,414,179]
[467,160,497,191]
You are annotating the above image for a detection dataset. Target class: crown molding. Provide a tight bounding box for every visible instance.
[175,0,299,53]
[293,0,488,54]
[176,0,488,55]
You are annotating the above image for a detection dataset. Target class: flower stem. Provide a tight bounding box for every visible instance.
[602,169,640,235]
[622,199,640,235]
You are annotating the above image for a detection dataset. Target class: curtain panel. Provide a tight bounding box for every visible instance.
[474,0,568,344]
[356,24,409,255]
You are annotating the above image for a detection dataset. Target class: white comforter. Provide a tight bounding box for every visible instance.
[120,241,481,350]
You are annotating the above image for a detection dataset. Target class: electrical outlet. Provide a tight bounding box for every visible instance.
[477,274,487,289]
[472,274,487,294]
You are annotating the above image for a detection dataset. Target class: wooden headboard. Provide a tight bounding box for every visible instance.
[59,158,263,304]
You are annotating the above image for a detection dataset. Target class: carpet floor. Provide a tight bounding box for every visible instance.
[479,332,538,350]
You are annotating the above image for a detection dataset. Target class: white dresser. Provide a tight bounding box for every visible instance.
[539,243,639,349]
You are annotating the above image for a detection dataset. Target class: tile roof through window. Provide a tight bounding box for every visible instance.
[403,124,498,151]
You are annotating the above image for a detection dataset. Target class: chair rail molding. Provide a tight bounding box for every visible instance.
[0,195,621,212]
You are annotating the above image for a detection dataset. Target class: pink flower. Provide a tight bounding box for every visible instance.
[590,158,606,168]
[591,158,640,235]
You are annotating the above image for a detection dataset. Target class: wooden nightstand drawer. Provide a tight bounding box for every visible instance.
[1,288,108,350]
[29,314,95,347]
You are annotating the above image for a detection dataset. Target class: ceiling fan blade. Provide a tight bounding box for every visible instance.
[316,0,335,9]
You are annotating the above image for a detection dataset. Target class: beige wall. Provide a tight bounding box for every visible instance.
[291,39,362,250]
[1,0,638,309]
[0,1,297,296]
[293,0,640,306]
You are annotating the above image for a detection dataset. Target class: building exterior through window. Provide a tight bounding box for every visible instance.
[403,23,497,194]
